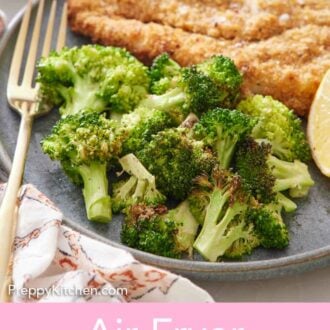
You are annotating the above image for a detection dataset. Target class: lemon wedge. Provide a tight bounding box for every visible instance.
[308,69,330,177]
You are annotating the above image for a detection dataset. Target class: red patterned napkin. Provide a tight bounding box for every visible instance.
[4,184,213,302]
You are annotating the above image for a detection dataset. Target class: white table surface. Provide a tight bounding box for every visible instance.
[1,0,329,302]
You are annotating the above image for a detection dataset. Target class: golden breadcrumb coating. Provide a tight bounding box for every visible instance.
[99,0,330,41]
[68,0,330,116]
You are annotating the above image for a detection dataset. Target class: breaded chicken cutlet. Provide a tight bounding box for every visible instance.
[68,0,330,116]
[97,0,330,41]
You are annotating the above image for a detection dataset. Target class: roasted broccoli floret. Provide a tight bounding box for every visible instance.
[237,95,311,162]
[193,108,256,169]
[121,204,177,258]
[235,137,314,201]
[112,154,166,213]
[235,139,276,203]
[37,45,149,116]
[197,55,242,108]
[193,170,260,261]
[141,66,224,118]
[189,174,292,258]
[137,128,216,200]
[149,53,181,95]
[143,55,242,118]
[120,106,177,155]
[121,201,199,258]
[248,202,289,250]
[270,154,315,198]
[41,113,122,222]
[119,68,234,157]
[121,55,242,155]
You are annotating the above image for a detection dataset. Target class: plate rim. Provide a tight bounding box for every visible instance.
[2,1,330,280]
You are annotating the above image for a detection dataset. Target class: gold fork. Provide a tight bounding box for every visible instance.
[0,0,67,302]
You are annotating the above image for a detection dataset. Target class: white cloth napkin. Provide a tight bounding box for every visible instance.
[2,184,213,302]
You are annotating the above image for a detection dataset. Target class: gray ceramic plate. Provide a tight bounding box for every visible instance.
[0,0,329,281]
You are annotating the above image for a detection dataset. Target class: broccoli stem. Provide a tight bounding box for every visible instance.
[132,179,147,201]
[277,192,297,213]
[215,134,238,168]
[113,154,166,210]
[169,200,199,257]
[139,87,186,112]
[259,138,291,161]
[60,77,106,116]
[119,154,155,182]
[213,222,248,259]
[78,162,112,223]
[116,176,138,200]
[144,177,163,203]
[268,156,314,197]
[193,188,246,261]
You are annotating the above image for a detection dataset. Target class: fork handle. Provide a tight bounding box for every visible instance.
[0,112,33,302]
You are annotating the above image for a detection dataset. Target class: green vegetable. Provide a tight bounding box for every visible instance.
[137,128,216,200]
[149,53,181,95]
[248,202,289,250]
[41,112,123,222]
[277,192,297,213]
[192,169,291,261]
[112,153,166,213]
[38,48,310,261]
[197,55,242,108]
[140,66,222,118]
[188,173,215,225]
[120,54,244,156]
[235,137,314,201]
[193,170,260,261]
[120,106,176,155]
[237,95,311,162]
[37,45,150,116]
[121,58,236,155]
[142,54,242,118]
[121,201,199,258]
[194,108,256,169]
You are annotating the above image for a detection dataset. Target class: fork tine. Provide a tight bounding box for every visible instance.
[7,0,33,87]
[56,2,68,51]
[41,0,57,57]
[21,0,45,88]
